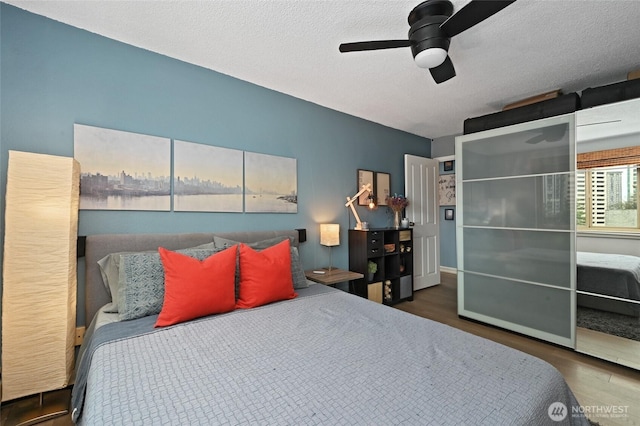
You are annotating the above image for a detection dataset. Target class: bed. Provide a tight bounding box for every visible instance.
[577,251,640,317]
[72,230,589,425]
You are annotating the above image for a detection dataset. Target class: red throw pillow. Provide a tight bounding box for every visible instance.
[155,246,237,327]
[236,239,297,309]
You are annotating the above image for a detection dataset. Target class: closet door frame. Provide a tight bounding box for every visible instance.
[456,114,576,348]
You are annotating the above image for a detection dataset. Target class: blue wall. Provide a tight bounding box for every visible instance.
[432,135,457,269]
[0,4,431,326]
[438,162,456,269]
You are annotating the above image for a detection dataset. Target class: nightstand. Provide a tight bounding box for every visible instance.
[305,268,364,290]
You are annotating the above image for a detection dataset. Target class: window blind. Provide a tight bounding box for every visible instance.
[577,146,640,169]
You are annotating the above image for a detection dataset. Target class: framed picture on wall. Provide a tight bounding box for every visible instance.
[173,140,243,212]
[375,172,390,206]
[443,160,454,172]
[245,152,298,213]
[357,169,374,205]
[445,208,455,220]
[74,124,171,211]
[438,174,456,206]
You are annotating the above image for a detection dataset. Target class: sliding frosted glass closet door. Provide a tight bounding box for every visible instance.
[456,115,576,348]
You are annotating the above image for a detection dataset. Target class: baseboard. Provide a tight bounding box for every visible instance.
[440,266,457,275]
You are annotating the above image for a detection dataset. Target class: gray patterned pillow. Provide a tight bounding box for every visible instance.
[214,236,308,293]
[289,246,308,289]
[117,247,219,321]
[98,242,215,313]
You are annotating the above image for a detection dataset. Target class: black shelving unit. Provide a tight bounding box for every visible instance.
[348,228,413,305]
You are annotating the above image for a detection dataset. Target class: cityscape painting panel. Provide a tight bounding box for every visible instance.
[174,140,243,212]
[74,124,171,211]
[244,152,297,213]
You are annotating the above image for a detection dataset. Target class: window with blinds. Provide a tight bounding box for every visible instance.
[576,147,639,230]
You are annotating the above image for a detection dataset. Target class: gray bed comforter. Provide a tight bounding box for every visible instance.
[74,285,588,425]
[577,251,640,301]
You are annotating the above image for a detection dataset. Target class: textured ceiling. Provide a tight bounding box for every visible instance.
[5,0,640,139]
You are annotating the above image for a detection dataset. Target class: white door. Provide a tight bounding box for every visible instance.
[404,154,440,290]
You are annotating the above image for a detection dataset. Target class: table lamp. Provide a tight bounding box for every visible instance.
[345,183,372,230]
[320,223,340,271]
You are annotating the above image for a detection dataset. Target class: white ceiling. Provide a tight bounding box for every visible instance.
[5,0,640,140]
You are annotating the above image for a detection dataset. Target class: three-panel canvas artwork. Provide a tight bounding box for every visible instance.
[74,124,297,213]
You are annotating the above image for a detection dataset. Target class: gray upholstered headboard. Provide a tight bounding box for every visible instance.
[84,230,299,324]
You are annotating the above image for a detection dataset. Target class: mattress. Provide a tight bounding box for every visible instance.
[577,251,640,316]
[73,284,588,425]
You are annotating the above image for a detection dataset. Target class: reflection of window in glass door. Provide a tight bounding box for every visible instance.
[577,165,639,230]
[543,174,571,222]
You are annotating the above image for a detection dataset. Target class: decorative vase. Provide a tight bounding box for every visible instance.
[393,210,401,229]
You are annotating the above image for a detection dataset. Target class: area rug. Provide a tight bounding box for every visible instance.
[577,306,640,342]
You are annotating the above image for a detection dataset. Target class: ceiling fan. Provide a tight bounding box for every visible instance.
[339,0,516,84]
[525,124,568,144]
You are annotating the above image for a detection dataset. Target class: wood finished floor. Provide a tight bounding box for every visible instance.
[577,327,640,371]
[395,273,640,426]
[3,272,639,426]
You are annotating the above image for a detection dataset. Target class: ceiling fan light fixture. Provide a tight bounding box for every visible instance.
[338,0,516,83]
[414,47,447,69]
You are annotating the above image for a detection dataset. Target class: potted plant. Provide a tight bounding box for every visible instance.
[367,260,378,281]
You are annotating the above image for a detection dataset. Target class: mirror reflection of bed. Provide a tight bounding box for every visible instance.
[575,97,640,370]
[576,251,640,369]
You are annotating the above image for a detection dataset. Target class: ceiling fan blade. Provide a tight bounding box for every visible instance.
[526,125,567,144]
[339,40,412,53]
[440,0,516,38]
[429,55,455,84]
[525,134,545,144]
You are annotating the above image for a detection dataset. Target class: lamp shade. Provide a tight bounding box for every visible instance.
[320,224,340,247]
[1,151,80,402]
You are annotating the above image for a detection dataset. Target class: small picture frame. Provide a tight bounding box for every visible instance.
[444,208,455,220]
[443,160,454,172]
[375,172,390,206]
[357,169,374,206]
